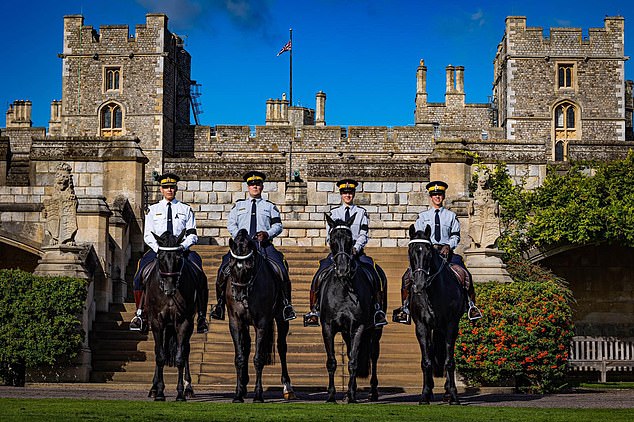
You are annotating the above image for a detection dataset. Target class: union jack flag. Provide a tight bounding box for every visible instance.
[276,40,292,56]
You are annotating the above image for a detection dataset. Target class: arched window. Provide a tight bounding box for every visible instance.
[100,103,123,136]
[104,67,121,91]
[553,102,578,162]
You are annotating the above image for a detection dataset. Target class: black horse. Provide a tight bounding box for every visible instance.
[222,228,295,403]
[318,214,384,403]
[144,230,200,401]
[406,224,466,405]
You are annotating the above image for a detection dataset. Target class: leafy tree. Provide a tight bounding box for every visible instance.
[0,270,87,386]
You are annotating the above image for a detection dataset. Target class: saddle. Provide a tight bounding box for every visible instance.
[448,264,470,291]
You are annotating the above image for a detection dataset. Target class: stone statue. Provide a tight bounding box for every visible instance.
[468,171,501,249]
[44,163,78,246]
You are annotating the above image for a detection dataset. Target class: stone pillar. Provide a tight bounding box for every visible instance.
[315,91,326,126]
[445,65,455,93]
[427,140,473,200]
[455,66,464,94]
[75,195,112,312]
[416,59,428,107]
[48,100,62,136]
[464,248,513,283]
[109,197,131,303]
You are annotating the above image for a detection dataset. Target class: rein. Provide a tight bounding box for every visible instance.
[156,245,185,291]
[329,225,355,278]
[229,246,257,289]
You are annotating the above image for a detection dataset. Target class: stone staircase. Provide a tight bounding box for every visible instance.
[90,246,428,391]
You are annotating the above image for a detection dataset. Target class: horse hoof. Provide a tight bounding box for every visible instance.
[326,399,337,404]
[369,392,379,402]
[232,397,244,403]
[148,390,156,398]
[154,395,166,402]
[185,389,195,399]
[253,397,264,403]
[176,396,186,402]
[283,391,296,400]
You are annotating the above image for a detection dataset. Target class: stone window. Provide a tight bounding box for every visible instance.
[557,63,574,89]
[100,103,123,136]
[104,67,121,92]
[553,101,578,161]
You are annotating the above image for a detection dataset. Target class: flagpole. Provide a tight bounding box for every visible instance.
[289,28,293,106]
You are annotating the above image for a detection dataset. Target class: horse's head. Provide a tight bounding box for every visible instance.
[326,212,356,278]
[229,228,257,271]
[408,224,434,290]
[152,229,186,296]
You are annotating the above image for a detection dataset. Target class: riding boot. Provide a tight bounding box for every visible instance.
[392,277,412,325]
[209,273,226,321]
[373,289,388,327]
[303,290,320,327]
[281,277,297,321]
[195,275,209,333]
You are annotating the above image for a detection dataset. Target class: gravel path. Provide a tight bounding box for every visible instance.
[1,384,633,408]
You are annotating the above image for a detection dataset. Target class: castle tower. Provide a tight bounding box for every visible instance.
[59,14,194,177]
[492,16,629,160]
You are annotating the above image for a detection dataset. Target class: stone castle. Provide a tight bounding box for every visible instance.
[0,14,632,366]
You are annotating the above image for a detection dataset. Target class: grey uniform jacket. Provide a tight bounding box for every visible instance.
[327,204,369,252]
[414,206,460,250]
[144,199,198,252]
[227,197,283,239]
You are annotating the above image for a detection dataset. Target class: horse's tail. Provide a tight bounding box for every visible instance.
[164,325,178,367]
[355,329,372,378]
[432,329,446,378]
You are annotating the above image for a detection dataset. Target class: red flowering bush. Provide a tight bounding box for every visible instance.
[456,258,574,393]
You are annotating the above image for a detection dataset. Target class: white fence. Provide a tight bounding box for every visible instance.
[568,336,634,382]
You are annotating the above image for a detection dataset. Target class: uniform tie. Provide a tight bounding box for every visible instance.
[434,209,441,242]
[167,202,173,234]
[345,206,351,222]
[249,199,257,238]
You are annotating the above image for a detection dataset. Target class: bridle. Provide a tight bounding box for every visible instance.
[157,245,185,293]
[330,225,355,278]
[408,238,446,287]
[229,240,257,289]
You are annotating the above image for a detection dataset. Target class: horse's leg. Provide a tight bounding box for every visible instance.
[415,322,434,405]
[369,329,382,402]
[276,316,296,400]
[322,324,338,403]
[443,324,461,405]
[151,327,166,401]
[229,320,249,403]
[175,326,192,402]
[344,327,365,404]
[252,325,269,403]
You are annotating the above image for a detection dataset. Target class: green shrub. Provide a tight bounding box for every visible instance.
[456,258,575,393]
[0,269,87,386]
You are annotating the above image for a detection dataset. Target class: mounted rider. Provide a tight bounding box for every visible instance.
[209,170,296,322]
[303,178,388,328]
[129,172,209,334]
[393,180,482,324]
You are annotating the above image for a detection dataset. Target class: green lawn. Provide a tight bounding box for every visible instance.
[1,399,633,422]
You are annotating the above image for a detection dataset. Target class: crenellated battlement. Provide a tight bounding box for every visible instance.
[63,13,174,55]
[502,15,625,57]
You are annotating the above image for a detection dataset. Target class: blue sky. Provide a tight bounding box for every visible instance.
[1,1,632,128]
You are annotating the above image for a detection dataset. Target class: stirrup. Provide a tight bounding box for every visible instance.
[129,309,143,331]
[468,301,482,321]
[210,303,225,320]
[374,308,388,327]
[283,304,297,321]
[392,307,411,325]
[303,311,320,327]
